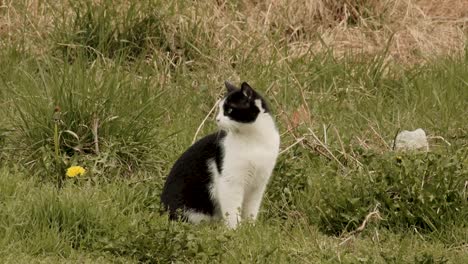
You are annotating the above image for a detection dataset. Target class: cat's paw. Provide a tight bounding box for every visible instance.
[223,211,241,229]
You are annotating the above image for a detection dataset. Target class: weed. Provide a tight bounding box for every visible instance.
[314,150,467,235]
[1,57,167,181]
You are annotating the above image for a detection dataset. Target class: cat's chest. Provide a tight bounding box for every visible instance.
[222,133,279,171]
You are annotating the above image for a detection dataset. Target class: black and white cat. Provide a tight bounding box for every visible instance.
[161,81,280,229]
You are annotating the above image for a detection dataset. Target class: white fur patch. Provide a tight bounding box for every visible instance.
[184,210,213,224]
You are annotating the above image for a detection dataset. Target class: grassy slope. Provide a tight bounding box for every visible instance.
[0,1,467,263]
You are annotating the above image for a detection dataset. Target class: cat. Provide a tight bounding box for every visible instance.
[160,81,280,229]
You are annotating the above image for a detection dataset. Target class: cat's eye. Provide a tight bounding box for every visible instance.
[226,108,233,114]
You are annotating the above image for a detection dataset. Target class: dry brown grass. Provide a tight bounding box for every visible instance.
[0,0,466,63]
[237,0,467,62]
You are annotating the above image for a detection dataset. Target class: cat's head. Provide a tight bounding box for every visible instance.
[216,81,270,132]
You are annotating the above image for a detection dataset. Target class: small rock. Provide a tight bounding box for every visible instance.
[394,128,429,151]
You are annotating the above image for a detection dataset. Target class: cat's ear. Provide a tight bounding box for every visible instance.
[224,81,238,93]
[241,82,254,99]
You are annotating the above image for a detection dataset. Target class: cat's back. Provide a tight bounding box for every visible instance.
[170,130,226,173]
[160,131,226,217]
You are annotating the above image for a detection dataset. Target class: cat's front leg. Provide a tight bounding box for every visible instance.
[216,177,244,229]
[242,181,267,221]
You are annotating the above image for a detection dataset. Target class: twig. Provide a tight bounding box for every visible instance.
[334,126,346,157]
[339,234,355,246]
[263,2,273,29]
[373,228,380,243]
[308,128,345,169]
[265,82,275,94]
[304,140,333,161]
[92,115,100,154]
[356,136,370,149]
[428,136,451,146]
[413,227,426,241]
[369,125,390,150]
[279,137,305,155]
[334,127,363,167]
[340,204,382,246]
[192,99,220,144]
[323,124,328,145]
[392,128,400,150]
[349,207,382,236]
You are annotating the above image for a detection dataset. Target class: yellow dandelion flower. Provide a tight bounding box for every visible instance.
[66,166,86,178]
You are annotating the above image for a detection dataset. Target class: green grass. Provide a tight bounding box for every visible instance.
[0,1,467,263]
[0,167,466,263]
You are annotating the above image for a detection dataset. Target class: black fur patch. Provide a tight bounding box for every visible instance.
[160,131,226,220]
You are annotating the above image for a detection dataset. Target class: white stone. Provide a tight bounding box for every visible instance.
[394,128,429,151]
